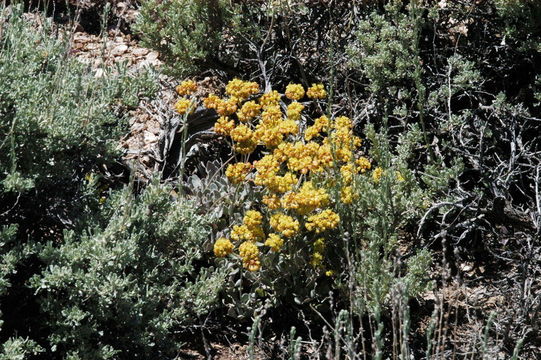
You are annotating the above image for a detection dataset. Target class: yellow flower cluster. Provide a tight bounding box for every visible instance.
[174,98,194,115]
[243,210,263,229]
[306,83,327,99]
[259,90,281,108]
[287,101,304,121]
[265,233,284,252]
[225,162,252,184]
[305,209,340,233]
[285,83,305,100]
[372,167,384,183]
[214,116,235,136]
[278,141,333,174]
[232,224,264,242]
[239,241,261,271]
[356,157,372,173]
[270,213,300,238]
[305,115,329,141]
[226,78,259,100]
[214,237,234,257]
[237,101,261,122]
[176,80,197,96]
[230,124,256,154]
[171,79,373,272]
[340,164,358,185]
[281,181,330,215]
[216,98,238,116]
[203,94,221,108]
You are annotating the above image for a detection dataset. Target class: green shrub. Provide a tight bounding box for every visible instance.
[135,0,238,77]
[0,5,155,354]
[0,6,155,228]
[31,182,224,359]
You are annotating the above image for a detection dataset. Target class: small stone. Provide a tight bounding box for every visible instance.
[146,51,159,61]
[111,44,128,56]
[144,131,158,143]
[132,48,149,57]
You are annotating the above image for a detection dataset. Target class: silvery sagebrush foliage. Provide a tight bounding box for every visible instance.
[30,182,225,359]
[0,4,155,229]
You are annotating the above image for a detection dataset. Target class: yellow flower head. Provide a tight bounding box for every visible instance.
[234,140,257,155]
[254,125,284,148]
[243,210,263,229]
[261,105,282,125]
[285,83,305,100]
[230,124,253,143]
[305,209,340,233]
[214,237,234,257]
[306,83,327,99]
[216,98,238,116]
[372,167,384,183]
[286,101,304,121]
[238,241,261,271]
[231,224,264,242]
[340,186,355,204]
[259,90,281,108]
[270,213,300,238]
[356,157,371,173]
[174,98,195,115]
[305,115,330,140]
[226,78,259,100]
[265,233,284,252]
[265,172,298,193]
[203,94,221,109]
[214,116,235,136]
[237,101,261,122]
[340,163,358,185]
[254,155,281,186]
[225,162,252,184]
[278,119,299,136]
[281,181,330,215]
[176,80,197,96]
[262,194,281,210]
[333,116,353,130]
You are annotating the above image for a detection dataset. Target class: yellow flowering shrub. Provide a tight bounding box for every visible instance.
[173,79,380,273]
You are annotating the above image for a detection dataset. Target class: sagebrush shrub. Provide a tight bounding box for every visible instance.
[31,182,224,359]
[0,5,155,356]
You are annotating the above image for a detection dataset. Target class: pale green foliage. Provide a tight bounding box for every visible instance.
[31,182,224,359]
[135,0,238,76]
[0,5,155,197]
[0,337,43,360]
[347,2,419,98]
